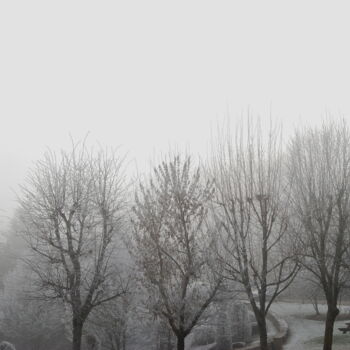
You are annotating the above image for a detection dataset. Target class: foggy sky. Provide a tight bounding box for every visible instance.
[1,1,350,228]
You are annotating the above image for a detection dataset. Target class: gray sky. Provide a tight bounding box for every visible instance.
[1,1,350,226]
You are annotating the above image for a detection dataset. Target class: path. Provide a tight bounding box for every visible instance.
[272,302,350,350]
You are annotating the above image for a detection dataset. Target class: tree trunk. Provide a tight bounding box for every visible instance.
[323,305,339,350]
[257,316,269,350]
[167,328,172,350]
[313,296,320,316]
[315,302,320,316]
[176,334,185,350]
[72,316,84,350]
[122,329,127,350]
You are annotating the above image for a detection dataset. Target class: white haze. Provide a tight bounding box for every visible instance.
[1,0,350,227]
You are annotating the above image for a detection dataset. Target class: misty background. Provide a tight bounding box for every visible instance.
[2,2,350,350]
[1,1,350,231]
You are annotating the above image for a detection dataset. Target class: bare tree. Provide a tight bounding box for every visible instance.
[131,155,221,350]
[210,120,299,350]
[288,120,350,350]
[18,143,128,350]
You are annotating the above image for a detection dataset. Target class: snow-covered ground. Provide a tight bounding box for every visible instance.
[271,302,350,350]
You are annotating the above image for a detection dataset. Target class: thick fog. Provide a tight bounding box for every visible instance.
[1,1,349,226]
[1,2,350,350]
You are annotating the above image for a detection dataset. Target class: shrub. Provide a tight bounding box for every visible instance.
[191,325,216,346]
[0,342,16,350]
[82,334,100,350]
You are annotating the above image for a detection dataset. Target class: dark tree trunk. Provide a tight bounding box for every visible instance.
[176,333,185,350]
[122,329,127,350]
[323,305,339,350]
[72,316,84,350]
[167,328,172,350]
[313,296,320,316]
[257,315,269,350]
